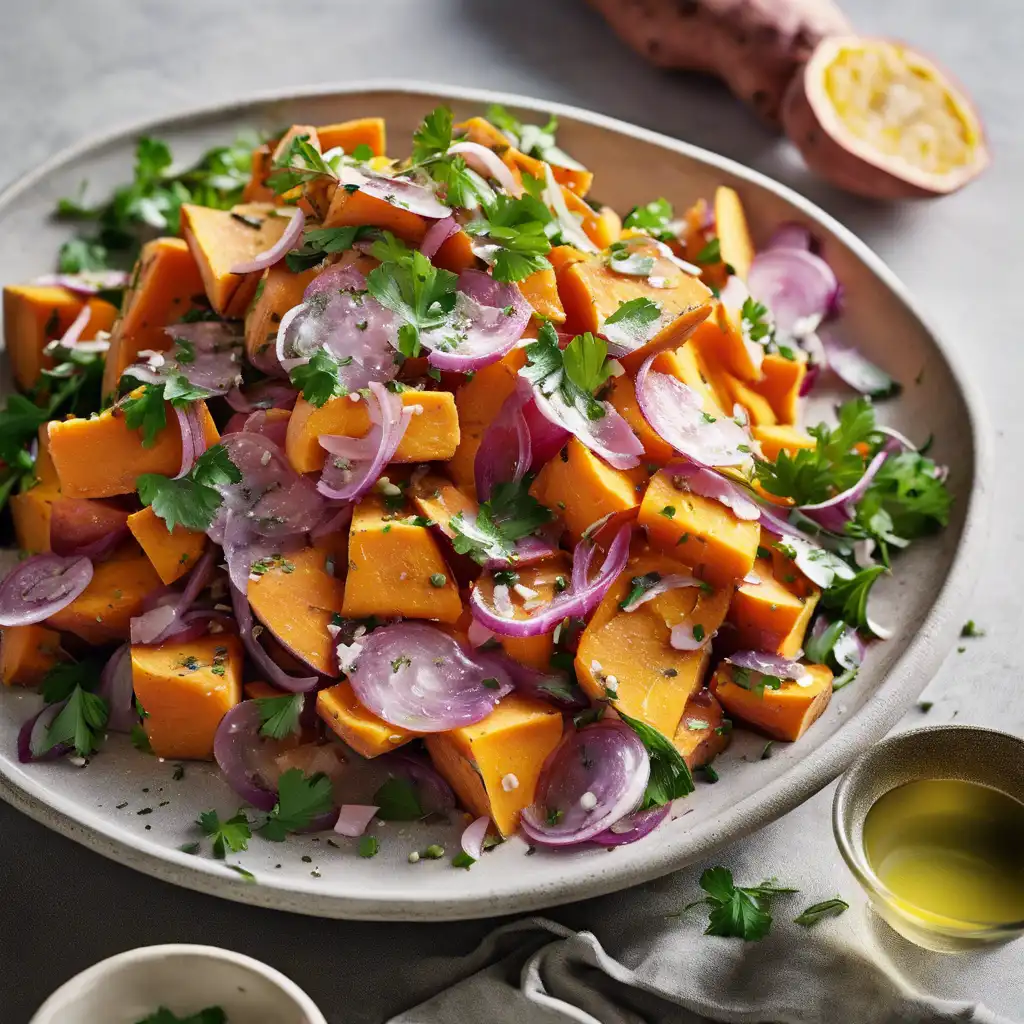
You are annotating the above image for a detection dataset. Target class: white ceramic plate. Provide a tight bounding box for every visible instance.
[0,82,990,921]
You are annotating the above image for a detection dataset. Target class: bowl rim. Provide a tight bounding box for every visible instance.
[29,942,328,1024]
[0,79,994,920]
[832,724,1024,933]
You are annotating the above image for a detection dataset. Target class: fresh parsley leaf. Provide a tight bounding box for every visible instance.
[562,332,613,396]
[260,768,334,841]
[137,443,240,532]
[285,224,376,273]
[465,191,553,283]
[366,239,457,355]
[617,711,694,809]
[740,297,773,345]
[728,665,784,697]
[266,133,336,194]
[622,198,675,241]
[372,776,423,820]
[619,571,662,611]
[40,659,101,704]
[451,478,554,564]
[198,809,252,859]
[794,897,849,927]
[45,684,109,757]
[695,237,722,264]
[162,373,211,406]
[408,108,484,208]
[686,866,798,941]
[58,237,109,273]
[358,834,380,858]
[485,105,585,170]
[602,296,662,349]
[134,1007,227,1024]
[412,106,454,162]
[254,693,305,740]
[429,153,483,209]
[289,348,349,406]
[855,451,952,540]
[121,384,169,447]
[521,321,610,422]
[961,619,985,638]
[821,565,886,632]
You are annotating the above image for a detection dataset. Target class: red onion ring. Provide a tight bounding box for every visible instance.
[213,701,280,811]
[173,404,208,479]
[0,554,93,627]
[520,719,650,847]
[666,463,761,521]
[766,223,813,251]
[727,651,811,685]
[419,215,459,260]
[33,270,129,294]
[318,382,413,502]
[461,815,491,860]
[156,322,245,396]
[334,805,379,837]
[241,410,289,448]
[591,804,670,846]
[230,583,319,693]
[17,700,72,763]
[471,525,631,638]
[58,305,91,348]
[619,572,703,613]
[225,382,298,414]
[346,622,512,732]
[99,643,137,733]
[446,142,522,196]
[357,172,450,219]
[821,333,899,398]
[476,651,589,711]
[474,389,531,502]
[130,545,216,645]
[518,381,570,465]
[530,388,643,471]
[634,354,751,467]
[420,271,531,372]
[747,248,839,335]
[798,449,889,533]
[229,208,305,274]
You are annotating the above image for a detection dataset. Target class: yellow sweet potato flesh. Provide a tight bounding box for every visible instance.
[317,681,415,758]
[519,267,565,323]
[425,693,564,836]
[0,624,63,687]
[47,551,163,644]
[2,286,118,393]
[131,634,243,760]
[47,395,219,499]
[575,549,729,736]
[752,424,816,461]
[639,468,759,585]
[247,545,346,677]
[324,187,427,243]
[751,353,807,425]
[714,187,756,282]
[342,492,462,622]
[127,505,208,586]
[102,238,206,398]
[712,662,833,742]
[181,202,292,317]
[285,390,459,474]
[315,117,386,156]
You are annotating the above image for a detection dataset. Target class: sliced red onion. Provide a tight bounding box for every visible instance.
[49,500,130,560]
[221,509,306,595]
[530,389,642,471]
[420,215,459,260]
[158,322,244,396]
[520,719,650,847]
[17,700,72,763]
[591,804,670,846]
[747,248,839,335]
[474,388,531,502]
[358,172,450,219]
[241,409,289,448]
[58,305,91,348]
[99,643,137,733]
[666,463,761,521]
[419,271,530,372]
[766,223,813,251]
[387,752,458,815]
[477,652,589,711]
[461,815,491,860]
[218,432,325,537]
[173,403,209,479]
[0,554,93,627]
[876,425,918,452]
[334,805,379,837]
[318,383,413,501]
[311,502,354,543]
[620,572,703,613]
[821,333,899,399]
[277,267,399,387]
[446,142,521,196]
[213,701,279,811]
[634,355,751,468]
[33,269,129,294]
[761,526,856,590]
[798,449,889,533]
[230,583,319,693]
[519,382,570,465]
[229,208,305,274]
[347,622,512,732]
[130,545,216,644]
[669,619,714,651]
[808,615,867,680]
[541,164,597,253]
[226,382,298,413]
[471,525,630,638]
[727,651,812,685]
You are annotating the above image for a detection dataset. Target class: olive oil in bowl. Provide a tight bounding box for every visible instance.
[863,779,1024,932]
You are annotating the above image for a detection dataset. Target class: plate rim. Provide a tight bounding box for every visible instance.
[0,79,993,920]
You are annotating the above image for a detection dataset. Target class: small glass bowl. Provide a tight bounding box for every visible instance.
[833,724,1024,953]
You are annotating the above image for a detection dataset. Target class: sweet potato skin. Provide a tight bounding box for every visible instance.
[587,0,851,126]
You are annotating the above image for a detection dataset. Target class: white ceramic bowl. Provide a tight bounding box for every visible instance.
[30,944,327,1024]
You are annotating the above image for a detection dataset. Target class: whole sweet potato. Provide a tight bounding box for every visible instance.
[587,0,851,125]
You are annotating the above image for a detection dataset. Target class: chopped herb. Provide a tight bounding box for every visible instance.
[259,769,334,841]
[520,322,613,421]
[451,478,553,564]
[701,764,719,783]
[961,619,985,638]
[429,572,447,588]
[794,897,849,927]
[602,296,662,346]
[45,684,109,757]
[821,565,886,632]
[452,851,475,869]
[134,1006,227,1024]
[660,505,676,519]
[136,443,241,532]
[622,197,675,241]
[289,348,350,406]
[285,224,375,272]
[481,677,501,690]
[692,624,706,642]
[917,700,933,713]
[684,866,799,940]
[267,132,336,194]
[358,835,380,858]
[197,809,252,859]
[619,571,662,611]
[373,776,423,820]
[254,693,304,740]
[493,569,519,586]
[695,237,721,264]
[618,711,694,808]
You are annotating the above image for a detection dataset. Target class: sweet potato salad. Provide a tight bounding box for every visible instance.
[0,106,951,860]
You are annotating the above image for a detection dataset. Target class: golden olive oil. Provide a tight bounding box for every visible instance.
[864,779,1024,927]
